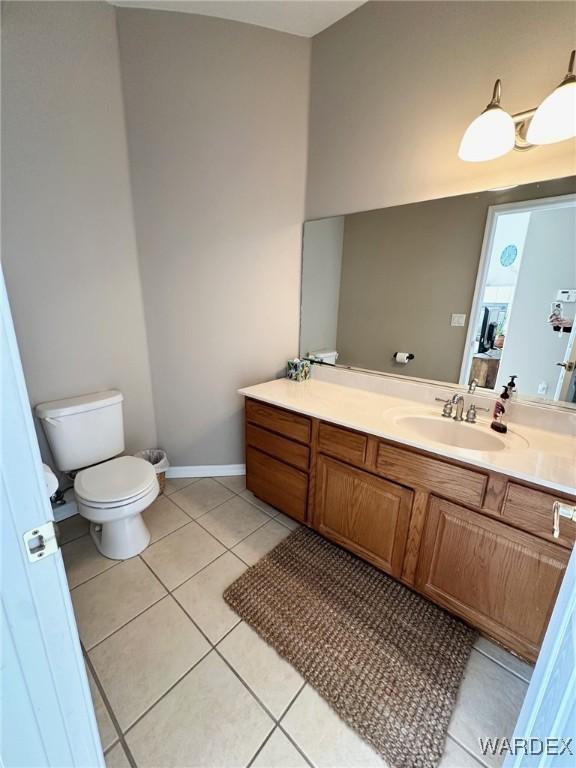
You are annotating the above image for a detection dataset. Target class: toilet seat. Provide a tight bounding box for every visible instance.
[74,455,156,507]
[74,456,159,559]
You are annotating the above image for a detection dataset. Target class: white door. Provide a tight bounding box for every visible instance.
[1,269,103,767]
[505,545,576,767]
[554,323,576,402]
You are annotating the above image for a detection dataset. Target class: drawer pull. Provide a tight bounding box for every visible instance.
[553,501,576,538]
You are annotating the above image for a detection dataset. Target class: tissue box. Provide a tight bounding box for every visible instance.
[287,358,311,382]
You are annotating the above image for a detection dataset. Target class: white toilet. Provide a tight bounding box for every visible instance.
[36,390,158,560]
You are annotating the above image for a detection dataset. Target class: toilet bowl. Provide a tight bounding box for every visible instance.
[74,455,159,560]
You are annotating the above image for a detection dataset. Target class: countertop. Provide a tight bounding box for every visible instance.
[239,378,576,496]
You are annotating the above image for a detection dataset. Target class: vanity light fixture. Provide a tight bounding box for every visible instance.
[459,50,576,162]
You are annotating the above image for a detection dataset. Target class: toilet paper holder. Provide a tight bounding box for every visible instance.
[393,352,415,364]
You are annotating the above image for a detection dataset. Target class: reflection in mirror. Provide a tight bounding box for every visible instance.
[300,176,576,406]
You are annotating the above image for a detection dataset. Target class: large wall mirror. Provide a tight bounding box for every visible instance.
[300,176,576,407]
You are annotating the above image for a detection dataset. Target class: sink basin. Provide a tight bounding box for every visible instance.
[394,415,528,452]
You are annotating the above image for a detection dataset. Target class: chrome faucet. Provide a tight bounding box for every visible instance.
[468,378,479,394]
[451,393,465,422]
[436,392,490,422]
[435,393,465,420]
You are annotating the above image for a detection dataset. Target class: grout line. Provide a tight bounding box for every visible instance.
[246,725,277,768]
[474,646,532,685]
[275,684,315,768]
[85,590,168,653]
[167,485,236,521]
[195,510,278,553]
[121,643,213,737]
[447,732,491,768]
[69,559,122,592]
[276,723,315,768]
[163,478,200,496]
[214,646,280,723]
[213,477,247,494]
[84,652,137,768]
[59,529,90,546]
[277,680,307,722]
[172,550,246,593]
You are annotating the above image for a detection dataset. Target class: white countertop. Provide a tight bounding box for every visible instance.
[239,378,576,496]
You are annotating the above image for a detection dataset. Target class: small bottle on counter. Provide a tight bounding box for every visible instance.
[490,375,517,434]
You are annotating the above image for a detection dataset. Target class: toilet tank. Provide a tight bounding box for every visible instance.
[36,390,124,472]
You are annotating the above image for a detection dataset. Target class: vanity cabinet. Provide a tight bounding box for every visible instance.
[416,497,570,660]
[315,455,412,578]
[244,397,575,661]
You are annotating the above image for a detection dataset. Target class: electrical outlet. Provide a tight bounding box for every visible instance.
[537,381,548,395]
[451,313,466,327]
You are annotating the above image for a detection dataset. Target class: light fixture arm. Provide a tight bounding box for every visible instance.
[488,79,502,108]
[562,49,576,84]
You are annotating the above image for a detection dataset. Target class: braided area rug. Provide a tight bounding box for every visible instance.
[224,527,476,768]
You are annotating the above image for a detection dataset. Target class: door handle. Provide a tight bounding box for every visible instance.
[556,361,575,371]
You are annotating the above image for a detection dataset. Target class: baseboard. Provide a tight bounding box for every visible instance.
[166,464,246,478]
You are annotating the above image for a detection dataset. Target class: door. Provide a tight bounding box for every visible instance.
[314,455,413,577]
[416,497,569,662]
[504,546,576,767]
[0,269,103,767]
[555,322,576,402]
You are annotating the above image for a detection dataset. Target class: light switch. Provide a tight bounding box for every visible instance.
[451,313,466,327]
[556,289,576,303]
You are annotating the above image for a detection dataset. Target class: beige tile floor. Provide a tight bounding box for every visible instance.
[60,475,532,768]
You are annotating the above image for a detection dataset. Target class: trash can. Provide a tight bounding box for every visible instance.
[134,449,170,494]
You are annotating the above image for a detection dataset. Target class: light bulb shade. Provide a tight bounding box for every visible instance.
[458,106,516,161]
[526,81,576,145]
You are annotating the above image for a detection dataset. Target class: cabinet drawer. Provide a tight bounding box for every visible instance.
[318,422,367,467]
[502,483,576,549]
[376,442,487,508]
[246,423,309,472]
[246,447,308,523]
[246,399,311,445]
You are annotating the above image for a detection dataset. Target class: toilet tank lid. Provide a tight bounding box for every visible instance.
[36,390,123,419]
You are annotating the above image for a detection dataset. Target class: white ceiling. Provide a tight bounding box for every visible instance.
[109,1,367,37]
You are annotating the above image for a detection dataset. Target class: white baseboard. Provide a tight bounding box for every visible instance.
[166,464,246,478]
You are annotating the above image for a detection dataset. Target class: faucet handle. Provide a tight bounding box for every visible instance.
[435,397,453,418]
[465,403,490,423]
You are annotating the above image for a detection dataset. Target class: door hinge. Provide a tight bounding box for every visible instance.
[23,521,59,562]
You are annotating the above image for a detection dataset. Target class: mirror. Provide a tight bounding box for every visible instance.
[300,176,576,406]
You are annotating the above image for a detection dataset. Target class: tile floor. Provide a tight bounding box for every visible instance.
[60,475,532,768]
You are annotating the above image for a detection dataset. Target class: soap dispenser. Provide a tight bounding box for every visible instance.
[490,376,517,434]
[506,375,518,398]
[490,385,510,433]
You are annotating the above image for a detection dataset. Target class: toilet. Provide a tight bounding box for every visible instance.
[309,349,339,365]
[36,390,158,560]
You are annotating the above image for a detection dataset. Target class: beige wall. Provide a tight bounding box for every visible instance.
[116,9,310,465]
[1,2,157,463]
[307,1,576,219]
[335,178,576,383]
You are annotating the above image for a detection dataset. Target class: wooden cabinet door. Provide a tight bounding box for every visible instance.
[417,497,570,662]
[314,456,413,578]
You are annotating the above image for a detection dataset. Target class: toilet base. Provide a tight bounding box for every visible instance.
[90,514,150,560]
